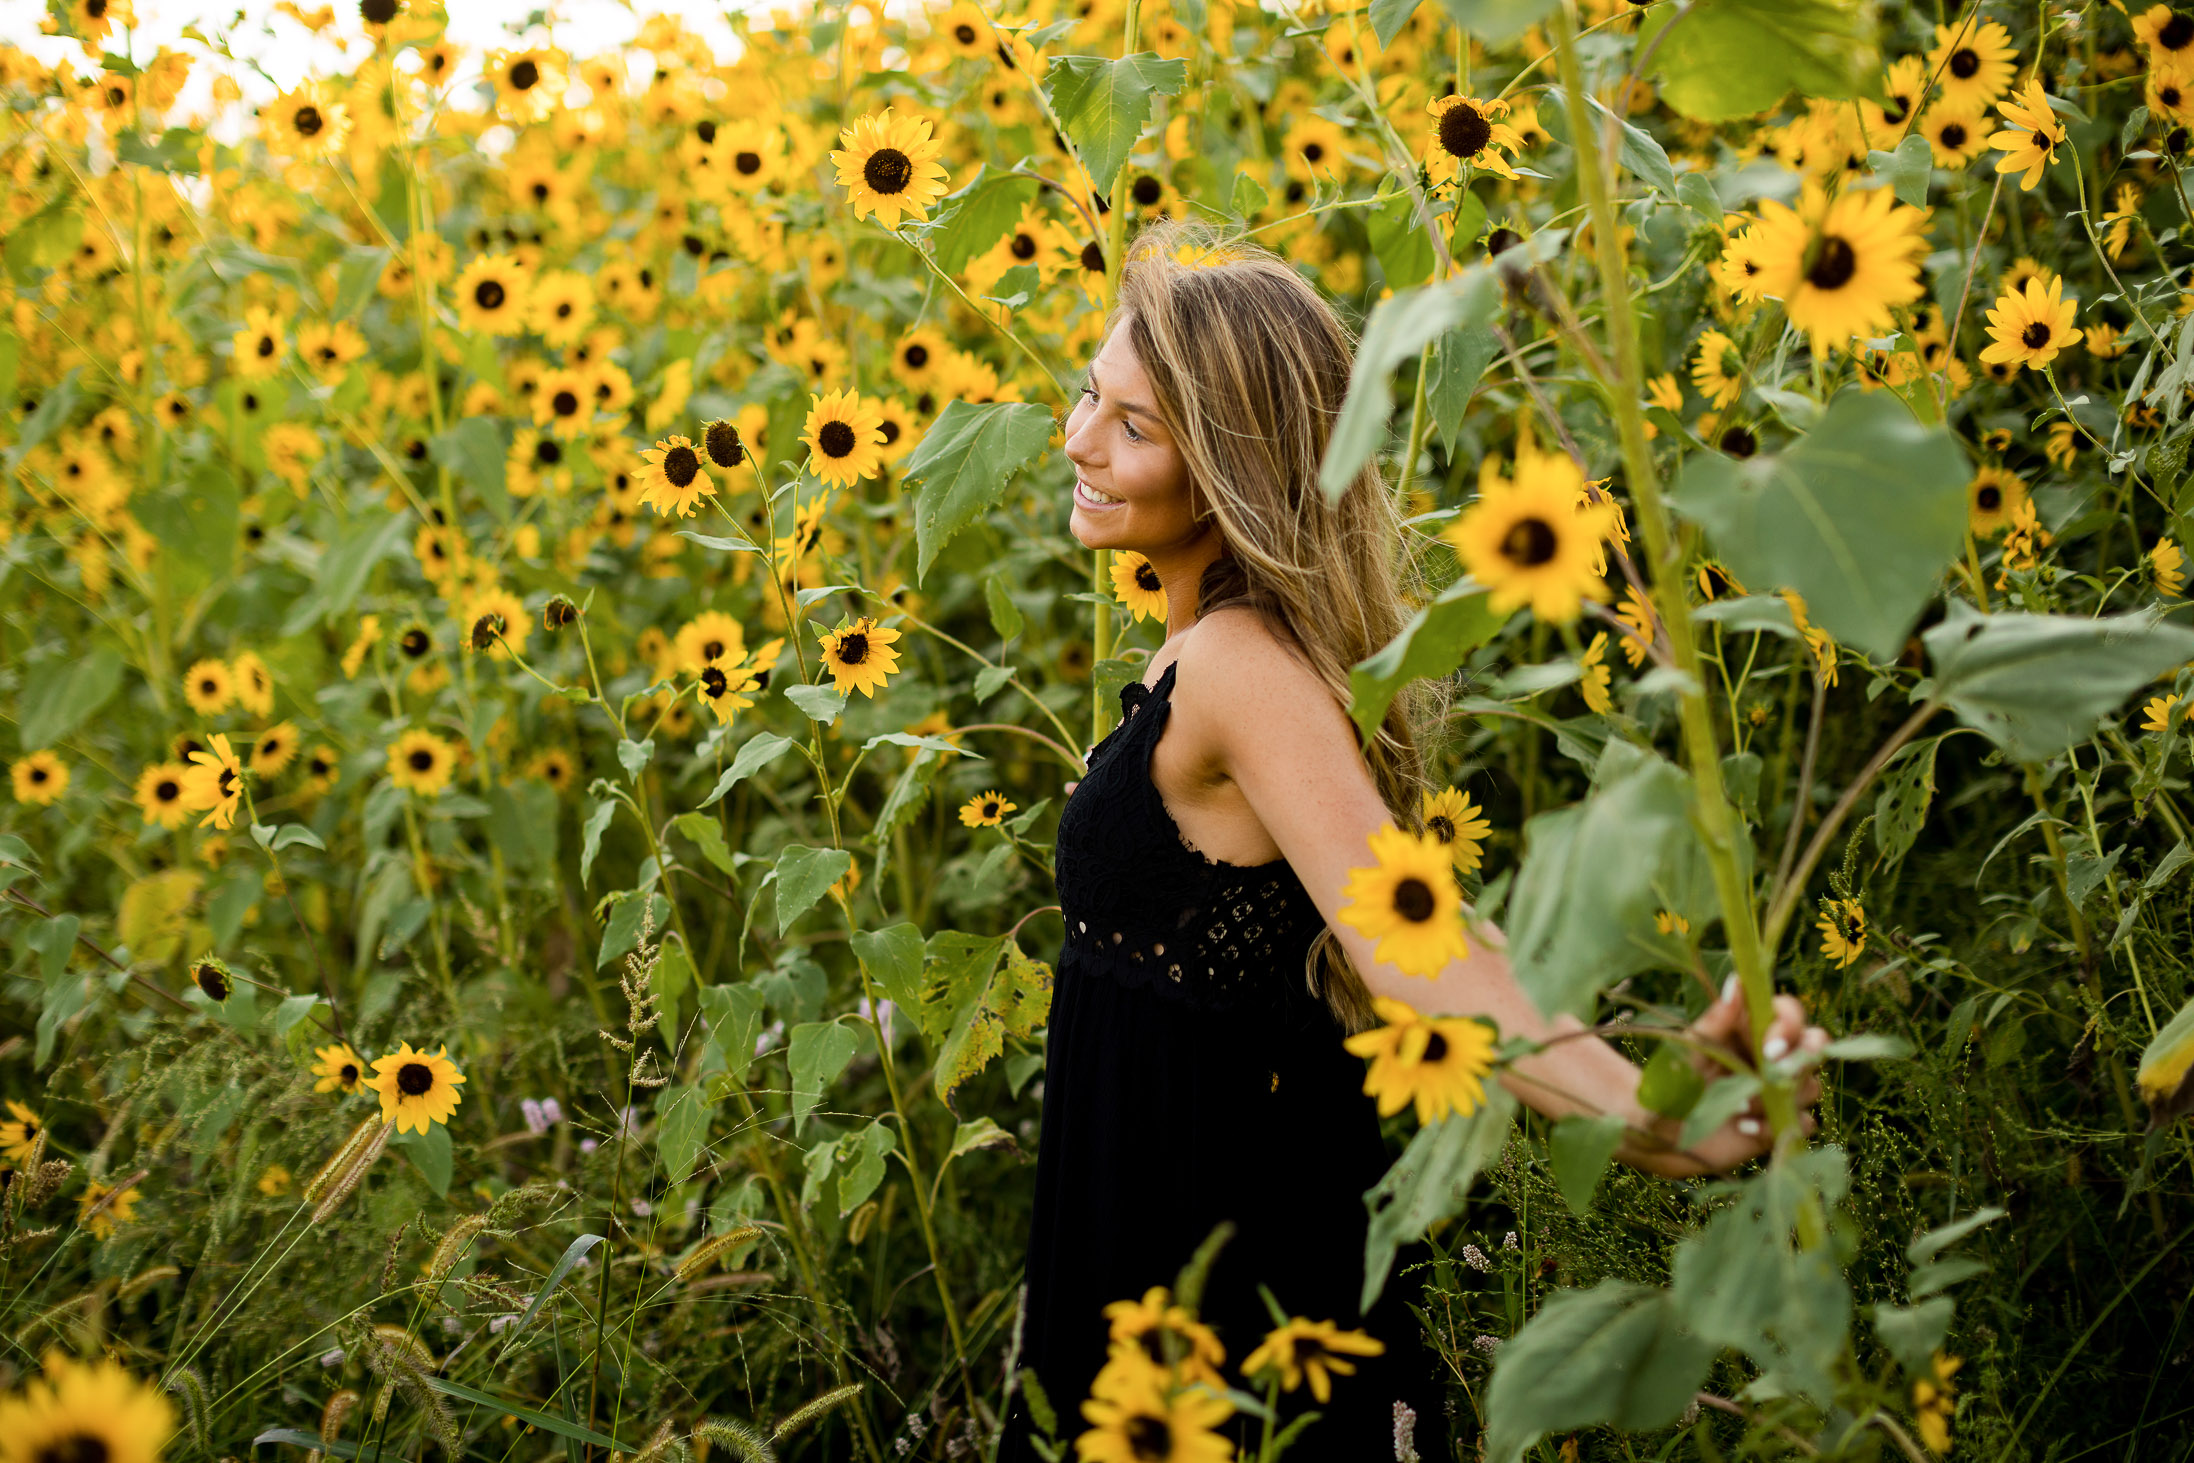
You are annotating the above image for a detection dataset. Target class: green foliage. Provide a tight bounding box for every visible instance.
[1040,53,1189,195]
[1483,1280,1716,1463]
[903,400,1058,580]
[1640,0,1882,121]
[1923,602,2194,761]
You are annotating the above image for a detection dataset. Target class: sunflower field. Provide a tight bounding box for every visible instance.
[9,0,2194,1457]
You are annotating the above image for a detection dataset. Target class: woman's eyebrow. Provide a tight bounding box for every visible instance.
[1085,363,1161,425]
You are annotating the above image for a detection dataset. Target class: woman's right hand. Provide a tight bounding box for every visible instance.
[1640,979,1829,1176]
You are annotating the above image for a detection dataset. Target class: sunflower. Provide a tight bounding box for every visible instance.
[1913,106,1989,168]
[1578,631,1615,715]
[675,611,748,672]
[702,418,747,468]
[180,733,245,830]
[462,586,531,660]
[2144,693,2181,734]
[78,1179,141,1240]
[454,254,530,336]
[1337,823,1469,977]
[261,82,350,159]
[637,435,717,518]
[1100,1286,1228,1390]
[230,307,287,381]
[191,955,234,1002]
[340,614,382,679]
[2156,537,2187,596]
[1425,93,1523,182]
[2136,5,2194,66]
[1747,185,1927,351]
[958,790,1017,827]
[529,748,576,794]
[0,1099,43,1163]
[1928,18,2017,115]
[1075,1350,1235,1463]
[1979,276,2082,371]
[1989,80,2067,192]
[250,721,300,777]
[873,398,921,463]
[312,1041,367,1095]
[1444,449,1617,624]
[528,270,596,347]
[802,389,887,488]
[232,651,275,717]
[68,0,136,45]
[532,366,593,435]
[830,107,952,228]
[489,48,566,122]
[302,744,340,796]
[890,327,952,392]
[1690,328,1745,408]
[717,118,788,193]
[1912,1352,1961,1454]
[1342,995,1498,1125]
[1419,787,1491,875]
[934,0,990,58]
[696,658,760,726]
[1816,896,1867,968]
[11,751,68,806]
[366,1041,467,1133]
[1281,115,1352,183]
[817,616,903,699]
[386,729,456,797]
[1241,1317,1386,1404]
[0,1351,172,1463]
[1109,550,1168,623]
[1965,466,2029,536]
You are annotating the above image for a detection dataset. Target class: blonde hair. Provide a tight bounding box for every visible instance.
[1111,216,1442,1035]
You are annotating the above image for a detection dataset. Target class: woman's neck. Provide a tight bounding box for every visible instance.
[1148,529,1226,642]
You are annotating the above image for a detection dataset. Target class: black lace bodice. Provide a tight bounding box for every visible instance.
[1052,660,1330,1013]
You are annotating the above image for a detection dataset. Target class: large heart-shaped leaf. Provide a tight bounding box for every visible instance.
[1923,602,2194,761]
[905,400,1058,580]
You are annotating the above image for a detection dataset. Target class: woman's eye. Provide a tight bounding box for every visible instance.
[1122,420,1142,442]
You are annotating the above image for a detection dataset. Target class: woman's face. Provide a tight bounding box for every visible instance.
[1063,322,1207,555]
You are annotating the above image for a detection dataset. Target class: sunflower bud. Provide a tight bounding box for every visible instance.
[468,611,507,652]
[191,955,235,1003]
[702,418,746,467]
[542,594,578,631]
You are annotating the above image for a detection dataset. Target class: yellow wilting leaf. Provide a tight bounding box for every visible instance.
[118,869,202,965]
[2137,997,2194,1127]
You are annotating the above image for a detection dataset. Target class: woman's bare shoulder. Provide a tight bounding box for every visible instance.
[1171,605,1329,710]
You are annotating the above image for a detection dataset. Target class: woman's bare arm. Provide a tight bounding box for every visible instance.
[1165,609,1821,1176]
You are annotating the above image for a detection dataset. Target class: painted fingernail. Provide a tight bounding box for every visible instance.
[1763,1035,1789,1061]
[1737,1117,1763,1137]
[1721,975,1740,1004]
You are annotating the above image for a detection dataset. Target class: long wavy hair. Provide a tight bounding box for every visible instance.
[1109,215,1443,1035]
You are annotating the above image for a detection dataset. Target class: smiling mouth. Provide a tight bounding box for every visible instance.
[1075,475,1122,506]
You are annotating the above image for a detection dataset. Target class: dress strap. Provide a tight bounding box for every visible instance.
[1119,659,1179,719]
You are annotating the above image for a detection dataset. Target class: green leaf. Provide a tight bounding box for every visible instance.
[616,737,654,780]
[271,824,326,852]
[852,922,927,1012]
[1873,1297,1954,1373]
[1671,391,1967,661]
[787,1021,860,1134]
[420,1377,637,1451]
[1428,322,1502,451]
[774,845,853,932]
[928,164,1041,275]
[389,1121,453,1198]
[2140,996,2194,1121]
[1434,0,1560,46]
[1907,1205,2006,1265]
[986,575,1025,640]
[1506,743,1711,1019]
[279,509,409,635]
[132,465,240,599]
[1549,1113,1626,1217]
[1367,189,1435,290]
[17,646,124,750]
[1362,1090,1517,1310]
[1040,53,1189,195]
[1635,1040,1705,1119]
[430,417,509,518]
[1822,1032,1916,1062]
[950,1115,1016,1160]
[699,983,767,1084]
[597,892,670,970]
[1482,1281,1716,1463]
[1349,583,1510,741]
[1640,0,1882,122]
[1869,132,1934,207]
[1587,96,1676,196]
[784,682,845,724]
[1669,1147,1852,1402]
[836,1120,897,1216]
[699,732,798,808]
[1923,603,2194,761]
[579,799,616,887]
[1323,268,1497,501]
[499,1233,604,1340]
[1230,167,1269,220]
[655,1082,710,1185]
[672,812,736,875]
[116,127,203,173]
[904,400,1058,581]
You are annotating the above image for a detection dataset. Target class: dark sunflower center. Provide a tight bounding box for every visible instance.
[1135,563,1161,592]
[1720,427,1757,458]
[903,343,929,369]
[2167,14,2194,49]
[1421,1032,1449,1062]
[1011,232,1037,259]
[879,418,901,445]
[401,630,429,657]
[1440,103,1493,159]
[37,1431,112,1463]
[1940,121,1968,148]
[361,0,399,24]
[1807,236,1857,290]
[2022,321,2052,348]
[1303,141,1325,162]
[1394,877,1436,922]
[396,1062,434,1096]
[1081,241,1105,273]
[261,737,280,756]
[217,769,236,795]
[340,1062,359,1082]
[983,800,1000,817]
[195,964,230,1000]
[510,59,540,90]
[734,150,762,173]
[1427,815,1455,842]
[1131,175,1162,206]
[818,420,857,458]
[701,666,728,695]
[408,749,434,771]
[87,0,108,15]
[1976,484,2002,510]
[863,147,913,195]
[156,779,179,801]
[475,279,506,310]
[1883,94,1911,123]
[664,444,701,486]
[30,766,48,783]
[294,105,323,136]
[837,632,870,665]
[535,439,562,465]
[551,389,580,417]
[256,334,276,357]
[1123,1416,1173,1460]
[954,23,977,42]
[1500,517,1559,567]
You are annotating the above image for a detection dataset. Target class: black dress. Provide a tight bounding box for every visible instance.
[999,659,1450,1463]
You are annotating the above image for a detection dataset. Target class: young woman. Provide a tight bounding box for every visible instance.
[999,219,1827,1461]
